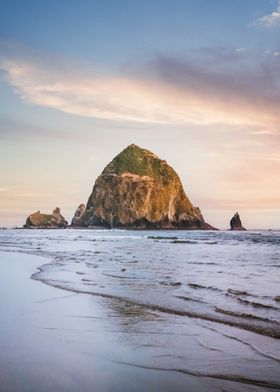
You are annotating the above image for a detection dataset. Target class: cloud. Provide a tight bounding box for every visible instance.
[19,192,54,198]
[148,52,280,130]
[254,1,280,27]
[196,196,280,210]
[0,47,279,131]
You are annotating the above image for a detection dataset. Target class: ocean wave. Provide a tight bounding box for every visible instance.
[31,270,280,339]
[1,228,280,341]
[237,297,278,310]
[188,283,223,292]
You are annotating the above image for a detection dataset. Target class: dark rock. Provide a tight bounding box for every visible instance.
[230,212,246,231]
[71,204,86,226]
[24,207,68,228]
[75,144,215,230]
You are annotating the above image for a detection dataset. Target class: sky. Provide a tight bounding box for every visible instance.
[0,0,279,229]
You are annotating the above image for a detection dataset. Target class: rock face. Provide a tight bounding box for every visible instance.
[71,204,86,226]
[24,207,68,228]
[230,212,246,231]
[74,144,214,229]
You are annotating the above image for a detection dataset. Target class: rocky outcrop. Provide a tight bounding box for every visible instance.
[74,144,215,230]
[24,207,68,228]
[71,204,86,226]
[230,212,246,231]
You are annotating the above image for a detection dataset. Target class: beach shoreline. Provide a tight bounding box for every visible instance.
[1,228,280,392]
[0,250,206,392]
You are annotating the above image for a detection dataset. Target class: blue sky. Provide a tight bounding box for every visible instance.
[1,0,278,62]
[0,0,279,228]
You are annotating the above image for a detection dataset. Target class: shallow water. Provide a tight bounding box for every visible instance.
[0,228,280,390]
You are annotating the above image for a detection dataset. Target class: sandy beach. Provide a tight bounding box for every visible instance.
[0,251,205,392]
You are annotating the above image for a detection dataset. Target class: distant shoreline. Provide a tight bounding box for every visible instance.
[1,227,279,232]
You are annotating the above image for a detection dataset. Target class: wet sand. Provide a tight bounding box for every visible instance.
[0,251,206,392]
[1,249,279,391]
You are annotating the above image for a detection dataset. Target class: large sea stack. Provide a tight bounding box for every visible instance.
[24,207,68,228]
[73,144,214,230]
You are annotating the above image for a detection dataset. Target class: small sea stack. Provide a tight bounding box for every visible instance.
[71,204,86,226]
[24,207,68,228]
[230,212,246,231]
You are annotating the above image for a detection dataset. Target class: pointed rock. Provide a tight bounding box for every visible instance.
[230,212,246,231]
[71,204,86,226]
[76,144,215,229]
[24,207,68,228]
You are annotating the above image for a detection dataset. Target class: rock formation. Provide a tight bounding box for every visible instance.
[71,204,86,226]
[24,207,68,228]
[73,144,215,229]
[230,212,246,231]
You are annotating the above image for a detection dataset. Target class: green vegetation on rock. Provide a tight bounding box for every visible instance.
[104,144,175,185]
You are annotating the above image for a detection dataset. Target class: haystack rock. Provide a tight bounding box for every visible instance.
[24,207,68,228]
[73,144,215,229]
[71,204,86,226]
[230,212,246,231]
